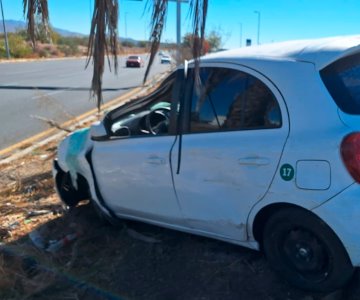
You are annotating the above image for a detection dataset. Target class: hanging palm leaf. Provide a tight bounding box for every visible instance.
[23,0,209,112]
[144,0,208,85]
[86,0,119,111]
[23,0,50,49]
[190,0,208,60]
[143,0,168,84]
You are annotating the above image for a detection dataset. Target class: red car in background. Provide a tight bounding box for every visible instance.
[126,55,144,68]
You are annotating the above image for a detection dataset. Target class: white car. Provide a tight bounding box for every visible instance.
[53,35,360,292]
[161,55,172,64]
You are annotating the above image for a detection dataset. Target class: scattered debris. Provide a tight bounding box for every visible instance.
[29,230,46,250]
[31,115,72,132]
[321,290,343,300]
[29,229,80,253]
[39,154,49,160]
[26,209,53,218]
[127,228,161,244]
[47,232,80,253]
[25,184,36,195]
[0,227,10,239]
[8,221,20,230]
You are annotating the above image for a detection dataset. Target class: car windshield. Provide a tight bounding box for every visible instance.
[128,56,139,59]
[320,52,360,114]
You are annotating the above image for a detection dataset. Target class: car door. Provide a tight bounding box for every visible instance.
[91,71,184,225]
[172,63,289,240]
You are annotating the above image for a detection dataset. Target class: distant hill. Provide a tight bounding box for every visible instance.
[0,20,143,44]
[0,19,85,37]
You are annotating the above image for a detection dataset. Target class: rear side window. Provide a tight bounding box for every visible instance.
[320,53,360,114]
[189,67,282,133]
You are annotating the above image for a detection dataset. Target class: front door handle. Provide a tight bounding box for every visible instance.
[238,157,270,166]
[146,156,166,165]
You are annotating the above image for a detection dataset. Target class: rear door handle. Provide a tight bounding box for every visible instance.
[238,157,270,166]
[146,156,166,165]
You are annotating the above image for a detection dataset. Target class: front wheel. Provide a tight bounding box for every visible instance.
[55,170,89,207]
[263,208,354,292]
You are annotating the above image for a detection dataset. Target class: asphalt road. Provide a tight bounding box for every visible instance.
[0,56,171,151]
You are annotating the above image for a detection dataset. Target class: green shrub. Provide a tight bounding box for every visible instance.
[37,48,50,58]
[58,44,79,57]
[8,34,32,58]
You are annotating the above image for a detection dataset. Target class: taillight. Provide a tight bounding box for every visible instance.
[341,132,360,183]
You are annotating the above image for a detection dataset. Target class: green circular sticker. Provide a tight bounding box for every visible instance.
[280,164,294,181]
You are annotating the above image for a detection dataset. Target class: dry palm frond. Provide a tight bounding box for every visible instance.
[190,0,208,59]
[143,0,168,84]
[86,0,119,112]
[23,0,49,48]
[144,0,208,85]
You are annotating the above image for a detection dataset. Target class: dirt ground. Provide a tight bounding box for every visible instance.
[1,140,360,300]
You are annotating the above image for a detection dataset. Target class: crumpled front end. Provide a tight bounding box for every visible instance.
[53,128,94,207]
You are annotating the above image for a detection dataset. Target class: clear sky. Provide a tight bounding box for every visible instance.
[2,0,360,49]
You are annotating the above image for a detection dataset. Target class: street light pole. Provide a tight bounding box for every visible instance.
[254,10,260,45]
[125,12,128,40]
[0,0,10,59]
[176,0,181,62]
[239,22,242,47]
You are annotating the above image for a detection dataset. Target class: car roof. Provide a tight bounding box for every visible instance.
[203,35,360,70]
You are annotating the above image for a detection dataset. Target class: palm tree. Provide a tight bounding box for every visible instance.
[23,0,208,111]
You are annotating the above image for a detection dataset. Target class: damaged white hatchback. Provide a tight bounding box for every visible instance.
[53,35,360,292]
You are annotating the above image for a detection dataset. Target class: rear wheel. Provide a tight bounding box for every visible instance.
[263,208,354,292]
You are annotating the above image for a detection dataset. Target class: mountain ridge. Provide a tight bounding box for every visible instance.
[0,19,85,37]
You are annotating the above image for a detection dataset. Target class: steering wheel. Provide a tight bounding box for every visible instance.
[146,108,170,135]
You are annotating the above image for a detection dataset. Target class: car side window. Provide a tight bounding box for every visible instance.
[106,72,178,138]
[189,67,282,133]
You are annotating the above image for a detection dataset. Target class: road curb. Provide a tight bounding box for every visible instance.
[0,71,170,165]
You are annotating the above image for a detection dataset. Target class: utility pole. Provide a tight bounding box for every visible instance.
[125,12,128,40]
[254,10,261,45]
[239,22,242,47]
[176,0,181,62]
[127,0,188,62]
[0,0,10,59]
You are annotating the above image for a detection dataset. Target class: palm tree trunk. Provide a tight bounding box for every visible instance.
[23,0,49,49]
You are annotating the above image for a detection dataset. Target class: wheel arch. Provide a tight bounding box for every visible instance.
[252,202,310,248]
[54,163,91,207]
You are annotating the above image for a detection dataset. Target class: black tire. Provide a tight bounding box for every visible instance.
[55,171,88,207]
[263,207,354,292]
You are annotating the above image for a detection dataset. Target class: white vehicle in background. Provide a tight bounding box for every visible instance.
[54,35,360,292]
[160,55,172,64]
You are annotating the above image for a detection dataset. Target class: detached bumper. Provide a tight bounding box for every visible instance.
[313,183,360,266]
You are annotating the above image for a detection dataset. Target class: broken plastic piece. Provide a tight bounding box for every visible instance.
[29,230,46,250]
[8,221,20,230]
[46,232,79,253]
[26,210,52,218]
[127,228,161,244]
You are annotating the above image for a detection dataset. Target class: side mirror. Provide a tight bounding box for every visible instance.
[90,121,108,141]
